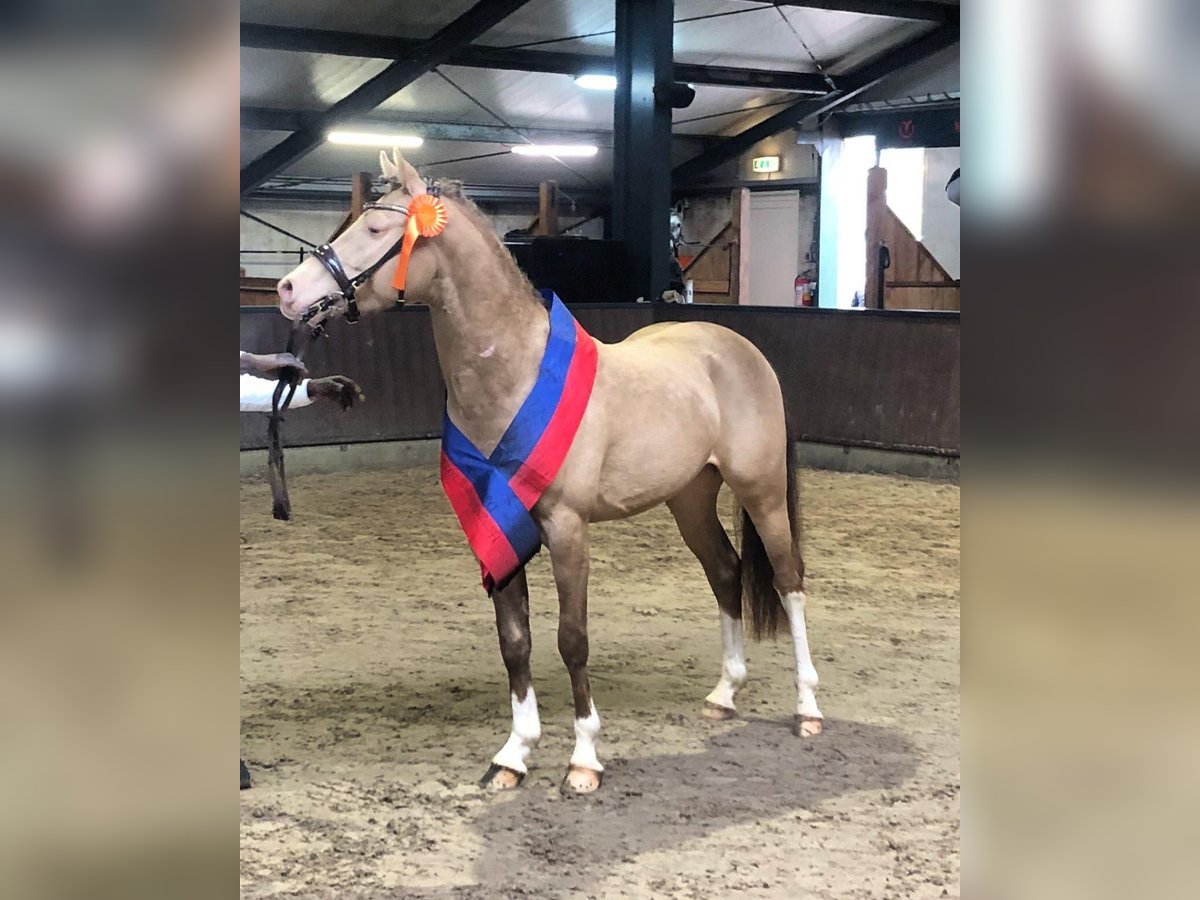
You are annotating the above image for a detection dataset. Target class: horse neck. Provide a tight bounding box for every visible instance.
[425,216,549,450]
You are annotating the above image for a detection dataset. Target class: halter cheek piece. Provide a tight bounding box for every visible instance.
[300,185,449,332]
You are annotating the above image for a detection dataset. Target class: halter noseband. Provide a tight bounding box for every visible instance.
[300,186,448,332]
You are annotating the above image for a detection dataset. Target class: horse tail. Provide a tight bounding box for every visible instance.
[739,429,799,641]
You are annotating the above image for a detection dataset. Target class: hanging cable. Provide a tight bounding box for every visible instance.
[431,68,597,200]
[493,6,772,51]
[491,27,614,51]
[421,149,514,168]
[239,210,317,248]
[775,6,837,91]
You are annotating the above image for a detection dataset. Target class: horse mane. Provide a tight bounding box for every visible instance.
[382,175,543,310]
[437,180,543,310]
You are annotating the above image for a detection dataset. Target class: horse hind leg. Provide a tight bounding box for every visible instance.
[728,447,823,737]
[666,466,746,719]
[739,494,825,739]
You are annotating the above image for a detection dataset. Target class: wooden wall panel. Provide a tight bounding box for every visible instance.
[240,304,959,455]
[680,222,734,304]
[240,277,279,308]
[865,166,960,311]
[240,306,445,450]
[572,305,654,345]
[656,305,960,454]
[885,286,960,311]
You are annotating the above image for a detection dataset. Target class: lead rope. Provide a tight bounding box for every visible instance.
[266,188,447,520]
[267,325,309,521]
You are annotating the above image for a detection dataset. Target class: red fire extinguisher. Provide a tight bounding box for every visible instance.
[794,275,814,307]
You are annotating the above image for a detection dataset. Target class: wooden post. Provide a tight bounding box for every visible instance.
[328,171,374,240]
[349,171,372,223]
[730,187,750,304]
[865,166,888,309]
[534,181,558,236]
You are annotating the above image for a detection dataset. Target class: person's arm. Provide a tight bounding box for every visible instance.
[239,373,313,412]
[238,352,363,411]
[305,376,365,410]
[240,351,308,379]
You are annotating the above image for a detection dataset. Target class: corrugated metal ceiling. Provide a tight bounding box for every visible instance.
[241,0,959,187]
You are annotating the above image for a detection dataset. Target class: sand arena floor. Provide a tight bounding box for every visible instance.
[240,464,959,898]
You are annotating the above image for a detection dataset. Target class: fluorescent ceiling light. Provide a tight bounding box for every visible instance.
[575,73,617,91]
[511,144,598,158]
[327,131,424,148]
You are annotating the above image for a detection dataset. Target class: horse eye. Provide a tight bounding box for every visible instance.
[367,225,382,236]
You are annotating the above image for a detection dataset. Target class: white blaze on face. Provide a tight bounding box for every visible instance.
[570,701,603,772]
[491,689,541,774]
[704,611,747,710]
[783,591,822,720]
[278,255,341,320]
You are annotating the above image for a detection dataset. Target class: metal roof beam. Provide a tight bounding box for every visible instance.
[240,0,535,196]
[676,63,827,94]
[245,182,611,208]
[738,1,958,23]
[240,23,831,94]
[672,23,959,184]
[241,106,617,148]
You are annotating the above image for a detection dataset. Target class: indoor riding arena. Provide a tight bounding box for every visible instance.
[240,3,960,898]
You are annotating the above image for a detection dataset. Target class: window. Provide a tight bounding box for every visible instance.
[834,135,877,308]
[880,147,926,240]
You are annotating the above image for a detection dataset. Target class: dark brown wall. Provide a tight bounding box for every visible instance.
[241,304,958,455]
[571,305,655,345]
[656,305,959,455]
[240,306,445,450]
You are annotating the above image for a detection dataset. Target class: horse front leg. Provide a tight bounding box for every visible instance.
[544,511,603,794]
[480,567,540,790]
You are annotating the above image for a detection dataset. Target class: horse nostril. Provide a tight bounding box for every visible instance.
[277,279,293,300]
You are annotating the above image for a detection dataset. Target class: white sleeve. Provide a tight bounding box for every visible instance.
[240,374,312,412]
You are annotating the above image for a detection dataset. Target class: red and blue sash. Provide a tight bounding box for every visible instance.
[440,293,598,593]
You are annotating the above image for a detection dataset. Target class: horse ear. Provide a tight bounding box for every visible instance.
[379,150,408,187]
[379,150,401,183]
[390,148,427,197]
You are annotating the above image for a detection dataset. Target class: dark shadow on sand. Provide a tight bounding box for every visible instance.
[401,716,918,898]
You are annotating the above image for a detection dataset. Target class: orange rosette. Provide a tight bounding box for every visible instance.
[391,194,450,296]
[409,194,448,238]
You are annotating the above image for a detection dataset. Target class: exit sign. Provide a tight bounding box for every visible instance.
[751,155,780,173]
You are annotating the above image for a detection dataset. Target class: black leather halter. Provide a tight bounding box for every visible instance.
[269,200,407,517]
[299,200,412,331]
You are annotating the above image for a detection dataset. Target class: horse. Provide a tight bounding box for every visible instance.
[275,150,823,794]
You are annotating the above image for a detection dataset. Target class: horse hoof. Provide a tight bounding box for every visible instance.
[480,763,525,790]
[793,714,823,737]
[560,766,603,795]
[702,701,737,720]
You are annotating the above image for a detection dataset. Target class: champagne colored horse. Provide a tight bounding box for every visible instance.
[277,151,822,794]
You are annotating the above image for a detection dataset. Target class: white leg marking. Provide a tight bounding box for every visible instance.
[491,689,541,774]
[569,701,603,772]
[704,611,747,710]
[783,591,823,720]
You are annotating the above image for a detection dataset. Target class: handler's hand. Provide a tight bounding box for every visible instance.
[241,352,309,382]
[307,375,365,411]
